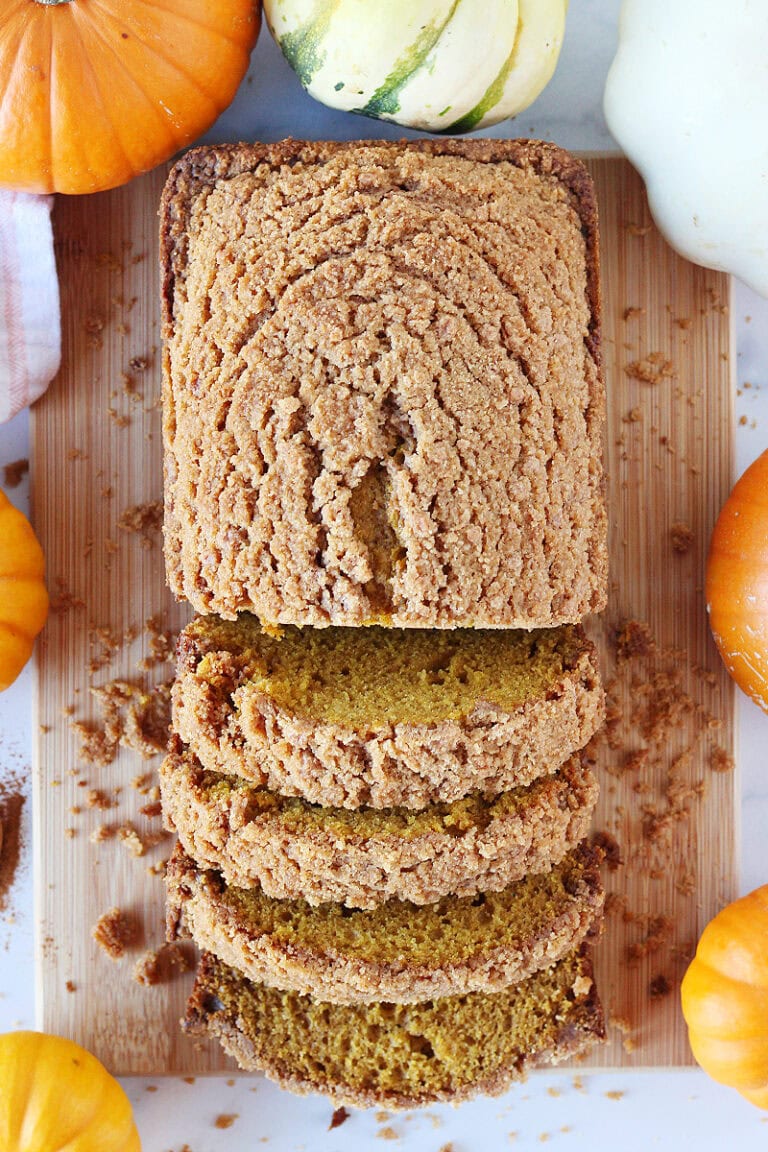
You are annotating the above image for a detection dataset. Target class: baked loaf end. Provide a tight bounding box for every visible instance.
[184,947,605,1107]
[172,616,605,808]
[161,139,606,628]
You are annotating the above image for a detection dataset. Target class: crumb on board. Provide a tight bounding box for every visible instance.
[711,746,735,774]
[609,1015,637,1054]
[377,1128,399,1141]
[614,620,655,663]
[139,614,177,669]
[70,678,171,766]
[604,891,627,917]
[65,980,76,992]
[623,306,646,321]
[118,499,163,548]
[627,915,673,963]
[118,823,146,857]
[92,907,139,959]
[625,352,675,385]
[133,942,192,986]
[670,523,694,554]
[650,974,672,999]
[591,829,623,870]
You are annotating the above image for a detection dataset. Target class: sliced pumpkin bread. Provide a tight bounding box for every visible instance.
[167,841,604,1003]
[184,947,605,1107]
[159,738,598,908]
[173,616,604,809]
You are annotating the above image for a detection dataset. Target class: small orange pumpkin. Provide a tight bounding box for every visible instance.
[0,1030,141,1149]
[0,488,48,692]
[0,0,260,195]
[681,885,768,1109]
[706,449,768,712]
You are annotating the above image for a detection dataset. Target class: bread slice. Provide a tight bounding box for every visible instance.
[184,947,605,1107]
[159,739,598,908]
[173,616,604,809]
[161,138,606,629]
[167,841,604,1004]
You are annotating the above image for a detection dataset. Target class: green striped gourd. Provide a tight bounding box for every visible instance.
[264,0,568,133]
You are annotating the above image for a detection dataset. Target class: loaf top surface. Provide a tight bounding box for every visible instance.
[161,139,606,627]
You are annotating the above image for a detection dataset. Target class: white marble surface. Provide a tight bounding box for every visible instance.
[2,2,768,1147]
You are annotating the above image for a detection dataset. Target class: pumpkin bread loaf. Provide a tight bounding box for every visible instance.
[161,138,606,629]
[184,947,605,1107]
[173,616,605,809]
[159,739,598,908]
[167,841,604,1004]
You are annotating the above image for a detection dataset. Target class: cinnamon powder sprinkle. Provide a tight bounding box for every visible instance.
[0,791,24,914]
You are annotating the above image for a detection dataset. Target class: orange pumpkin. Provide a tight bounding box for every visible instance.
[681,885,768,1109]
[0,1030,141,1149]
[0,0,260,195]
[0,488,48,692]
[706,449,768,712]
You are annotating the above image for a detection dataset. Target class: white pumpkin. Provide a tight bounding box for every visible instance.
[604,0,768,297]
[264,0,568,133]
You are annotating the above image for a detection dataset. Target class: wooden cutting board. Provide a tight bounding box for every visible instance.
[32,157,736,1076]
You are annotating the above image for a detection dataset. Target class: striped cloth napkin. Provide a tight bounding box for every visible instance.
[0,190,60,424]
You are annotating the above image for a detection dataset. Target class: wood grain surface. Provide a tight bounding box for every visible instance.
[32,157,736,1077]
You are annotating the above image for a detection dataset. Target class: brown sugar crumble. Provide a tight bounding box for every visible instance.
[92,907,139,959]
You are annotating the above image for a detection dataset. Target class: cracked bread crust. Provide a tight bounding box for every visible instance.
[172,618,605,809]
[166,842,604,1004]
[159,740,599,909]
[161,138,606,628]
[183,948,605,1108]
